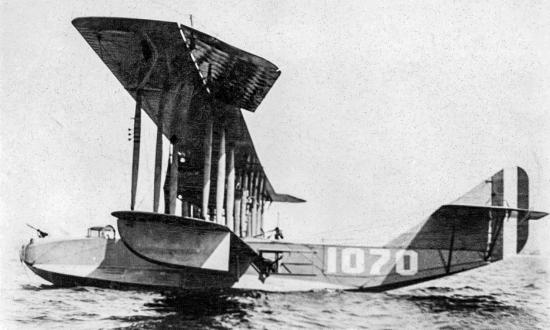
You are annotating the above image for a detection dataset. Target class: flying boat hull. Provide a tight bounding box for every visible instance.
[19,235,488,292]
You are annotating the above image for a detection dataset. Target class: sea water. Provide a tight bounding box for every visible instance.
[2,255,549,329]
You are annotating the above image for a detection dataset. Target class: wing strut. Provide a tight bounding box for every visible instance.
[226,145,236,229]
[163,139,179,214]
[130,92,142,210]
[153,48,173,213]
[129,32,159,211]
[240,167,250,236]
[216,127,226,223]
[153,112,163,212]
[202,117,213,219]
[168,140,179,214]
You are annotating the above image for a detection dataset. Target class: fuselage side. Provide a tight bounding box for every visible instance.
[21,235,489,292]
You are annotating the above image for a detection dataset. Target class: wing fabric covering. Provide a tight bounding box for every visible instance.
[72,17,303,206]
[179,25,281,112]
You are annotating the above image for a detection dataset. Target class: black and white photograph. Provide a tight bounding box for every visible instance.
[1,1,549,329]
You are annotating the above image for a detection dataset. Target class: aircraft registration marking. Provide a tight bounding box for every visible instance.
[325,247,418,276]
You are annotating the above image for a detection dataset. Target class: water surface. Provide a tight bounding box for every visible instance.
[2,256,548,329]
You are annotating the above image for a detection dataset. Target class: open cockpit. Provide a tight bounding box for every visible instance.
[86,225,116,239]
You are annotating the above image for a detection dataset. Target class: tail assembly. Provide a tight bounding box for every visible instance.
[449,166,546,258]
[385,167,547,284]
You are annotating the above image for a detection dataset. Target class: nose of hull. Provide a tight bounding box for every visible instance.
[20,238,49,267]
[19,239,34,265]
[18,237,110,287]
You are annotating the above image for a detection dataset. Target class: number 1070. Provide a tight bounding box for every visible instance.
[325,247,418,276]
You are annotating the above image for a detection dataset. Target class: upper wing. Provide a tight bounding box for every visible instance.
[72,17,280,114]
[72,17,303,205]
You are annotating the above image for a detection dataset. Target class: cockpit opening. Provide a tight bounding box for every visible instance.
[86,225,116,239]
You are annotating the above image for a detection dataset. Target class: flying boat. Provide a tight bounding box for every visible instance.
[20,17,548,292]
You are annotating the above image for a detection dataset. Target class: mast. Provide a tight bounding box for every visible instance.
[216,127,226,224]
[202,117,213,220]
[130,92,142,210]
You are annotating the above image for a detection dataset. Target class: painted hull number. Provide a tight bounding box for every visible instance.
[326,247,418,276]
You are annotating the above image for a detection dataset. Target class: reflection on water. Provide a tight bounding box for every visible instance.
[3,256,549,329]
[398,285,519,315]
[120,292,262,329]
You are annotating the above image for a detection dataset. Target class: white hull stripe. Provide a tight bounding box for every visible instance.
[202,233,230,271]
[232,274,353,292]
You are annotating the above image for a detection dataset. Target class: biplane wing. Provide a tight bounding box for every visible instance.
[72,17,304,211]
[72,17,280,114]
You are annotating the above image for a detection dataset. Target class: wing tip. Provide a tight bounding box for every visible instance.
[271,194,306,203]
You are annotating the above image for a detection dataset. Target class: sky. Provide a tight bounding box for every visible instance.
[1,0,549,258]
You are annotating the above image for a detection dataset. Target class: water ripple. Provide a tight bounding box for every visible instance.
[3,256,550,329]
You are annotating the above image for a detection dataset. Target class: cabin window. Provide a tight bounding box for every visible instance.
[102,225,116,239]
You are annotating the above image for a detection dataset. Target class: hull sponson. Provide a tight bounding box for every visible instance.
[114,211,257,278]
[21,237,237,290]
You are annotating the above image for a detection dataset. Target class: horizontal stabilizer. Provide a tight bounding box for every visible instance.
[437,204,548,221]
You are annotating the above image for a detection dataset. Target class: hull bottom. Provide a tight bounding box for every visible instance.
[25,264,243,295]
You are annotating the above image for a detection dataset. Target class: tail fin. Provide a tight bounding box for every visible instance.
[451,166,538,256]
